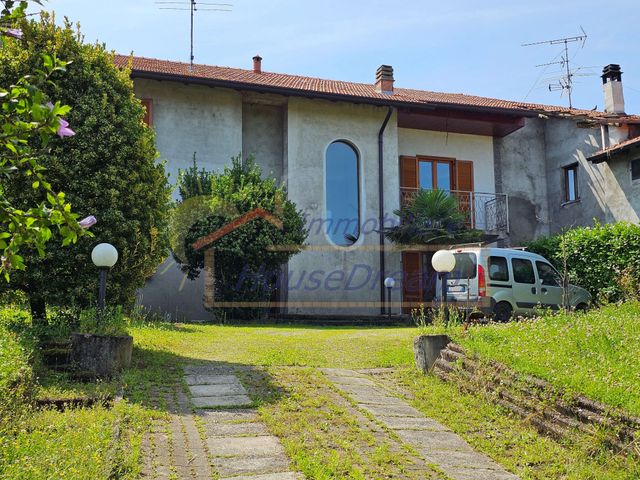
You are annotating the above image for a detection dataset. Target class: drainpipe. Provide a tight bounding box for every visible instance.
[378,107,393,315]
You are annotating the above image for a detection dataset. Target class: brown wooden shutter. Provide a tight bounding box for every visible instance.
[400,156,418,188]
[141,99,153,126]
[402,252,422,313]
[455,160,474,228]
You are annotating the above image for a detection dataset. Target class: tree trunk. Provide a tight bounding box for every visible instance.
[29,295,47,325]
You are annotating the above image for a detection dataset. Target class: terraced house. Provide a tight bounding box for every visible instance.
[114,55,640,319]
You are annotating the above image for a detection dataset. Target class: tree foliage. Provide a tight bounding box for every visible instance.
[383,189,484,245]
[0,1,87,279]
[526,221,640,302]
[0,12,171,312]
[175,156,307,319]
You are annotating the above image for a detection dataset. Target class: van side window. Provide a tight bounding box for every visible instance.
[488,256,509,281]
[511,258,535,284]
[536,261,561,287]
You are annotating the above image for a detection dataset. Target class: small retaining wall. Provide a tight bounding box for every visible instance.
[427,341,639,453]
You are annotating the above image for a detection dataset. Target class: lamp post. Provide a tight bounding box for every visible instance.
[431,250,456,323]
[91,243,118,310]
[384,277,395,321]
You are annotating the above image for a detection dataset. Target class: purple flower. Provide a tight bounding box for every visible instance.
[46,102,54,110]
[57,118,75,138]
[78,215,97,229]
[3,28,22,40]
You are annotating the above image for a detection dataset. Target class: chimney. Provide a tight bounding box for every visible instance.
[375,65,394,94]
[253,54,262,74]
[602,64,625,114]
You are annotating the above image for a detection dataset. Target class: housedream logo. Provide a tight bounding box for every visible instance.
[168,193,465,311]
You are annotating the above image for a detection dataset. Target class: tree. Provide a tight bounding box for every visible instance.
[174,156,307,320]
[0,1,88,280]
[383,189,485,245]
[0,12,171,317]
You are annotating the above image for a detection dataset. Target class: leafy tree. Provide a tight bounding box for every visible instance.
[175,156,307,320]
[0,1,88,279]
[0,12,171,317]
[383,189,484,245]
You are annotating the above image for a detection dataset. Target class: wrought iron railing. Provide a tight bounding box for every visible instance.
[400,188,509,234]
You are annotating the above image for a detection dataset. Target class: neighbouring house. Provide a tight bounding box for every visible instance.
[114,55,640,319]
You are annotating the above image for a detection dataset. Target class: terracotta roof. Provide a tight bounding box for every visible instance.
[114,54,640,123]
[588,136,640,162]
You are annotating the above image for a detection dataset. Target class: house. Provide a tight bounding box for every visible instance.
[113,55,640,319]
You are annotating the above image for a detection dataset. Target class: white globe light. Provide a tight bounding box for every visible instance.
[384,277,396,288]
[432,250,456,273]
[91,243,118,268]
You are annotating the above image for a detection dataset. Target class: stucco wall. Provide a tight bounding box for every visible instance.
[285,98,401,315]
[242,103,285,181]
[397,128,495,193]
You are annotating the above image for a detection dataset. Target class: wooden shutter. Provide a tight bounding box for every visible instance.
[400,156,418,188]
[402,252,422,313]
[455,160,474,228]
[141,99,153,126]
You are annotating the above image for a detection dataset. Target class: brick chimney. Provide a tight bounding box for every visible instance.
[602,64,625,114]
[253,54,262,74]
[375,65,394,94]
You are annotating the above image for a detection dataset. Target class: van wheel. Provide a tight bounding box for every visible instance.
[493,302,513,322]
[575,303,588,313]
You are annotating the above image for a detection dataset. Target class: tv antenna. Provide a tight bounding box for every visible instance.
[522,27,588,108]
[156,1,233,69]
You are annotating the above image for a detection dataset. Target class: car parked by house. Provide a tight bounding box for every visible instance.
[439,247,592,321]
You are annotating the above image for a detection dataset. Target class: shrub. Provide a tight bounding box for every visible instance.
[526,221,640,302]
[0,14,171,316]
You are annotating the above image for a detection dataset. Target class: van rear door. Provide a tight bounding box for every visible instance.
[445,252,478,302]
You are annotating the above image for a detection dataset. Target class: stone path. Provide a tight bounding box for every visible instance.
[141,366,303,479]
[323,368,520,480]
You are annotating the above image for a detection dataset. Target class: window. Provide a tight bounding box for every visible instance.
[632,159,640,181]
[450,253,477,279]
[511,258,535,284]
[488,256,509,281]
[418,158,453,190]
[325,141,360,245]
[141,98,153,126]
[536,261,562,287]
[563,164,578,202]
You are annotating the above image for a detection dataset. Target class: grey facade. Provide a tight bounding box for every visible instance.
[122,56,640,320]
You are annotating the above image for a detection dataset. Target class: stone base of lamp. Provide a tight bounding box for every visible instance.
[70,332,132,378]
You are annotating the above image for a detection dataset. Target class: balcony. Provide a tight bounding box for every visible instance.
[400,188,509,235]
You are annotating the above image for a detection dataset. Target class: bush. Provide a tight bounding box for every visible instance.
[526,221,640,302]
[0,14,171,315]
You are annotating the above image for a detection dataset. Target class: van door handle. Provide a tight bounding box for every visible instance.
[531,287,537,294]
[541,287,548,294]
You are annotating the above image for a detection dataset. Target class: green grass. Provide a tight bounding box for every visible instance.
[451,302,640,415]
[130,322,416,368]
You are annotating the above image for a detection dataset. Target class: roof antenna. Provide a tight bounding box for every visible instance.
[155,1,233,70]
[522,27,588,108]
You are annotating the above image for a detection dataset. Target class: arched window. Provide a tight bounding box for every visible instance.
[325,141,360,245]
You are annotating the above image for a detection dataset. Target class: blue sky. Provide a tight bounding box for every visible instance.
[46,0,640,113]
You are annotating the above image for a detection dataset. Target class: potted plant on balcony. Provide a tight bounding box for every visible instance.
[69,306,133,378]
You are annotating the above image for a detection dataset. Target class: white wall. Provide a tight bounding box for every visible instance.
[398,128,495,193]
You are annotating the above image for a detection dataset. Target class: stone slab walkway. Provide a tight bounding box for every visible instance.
[323,368,519,480]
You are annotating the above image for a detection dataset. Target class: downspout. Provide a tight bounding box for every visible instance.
[378,107,393,315]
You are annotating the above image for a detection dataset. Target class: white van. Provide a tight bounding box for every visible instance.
[437,247,592,321]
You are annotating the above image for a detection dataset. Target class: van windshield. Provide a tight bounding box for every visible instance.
[450,253,477,279]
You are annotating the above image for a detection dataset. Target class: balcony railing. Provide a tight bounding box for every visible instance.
[400,188,509,234]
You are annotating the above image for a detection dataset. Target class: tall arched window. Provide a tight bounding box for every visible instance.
[325,141,360,245]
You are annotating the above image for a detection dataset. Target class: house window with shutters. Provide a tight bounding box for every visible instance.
[141,98,153,126]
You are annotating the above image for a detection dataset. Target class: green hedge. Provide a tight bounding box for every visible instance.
[526,222,640,302]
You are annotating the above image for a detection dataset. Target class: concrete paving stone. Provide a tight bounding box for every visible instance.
[446,466,520,480]
[346,393,408,406]
[324,375,377,386]
[321,368,367,378]
[377,415,450,431]
[197,409,260,423]
[185,374,240,385]
[358,403,424,418]
[220,472,302,480]
[189,382,247,397]
[184,365,233,375]
[214,454,291,477]
[396,429,475,452]
[421,449,504,470]
[334,384,390,397]
[206,421,270,437]
[192,394,252,408]
[207,435,285,457]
